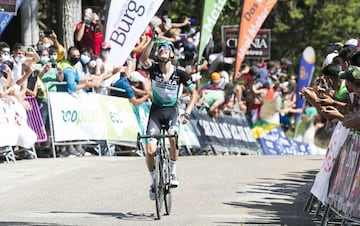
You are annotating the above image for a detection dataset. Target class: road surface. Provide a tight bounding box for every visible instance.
[0,155,323,225]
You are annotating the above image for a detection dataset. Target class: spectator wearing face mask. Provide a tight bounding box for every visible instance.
[58,46,96,94]
[76,47,97,92]
[37,30,65,62]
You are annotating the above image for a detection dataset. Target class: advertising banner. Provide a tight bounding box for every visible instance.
[105,0,163,68]
[48,92,139,142]
[0,97,37,148]
[310,122,350,204]
[0,0,23,36]
[295,46,316,122]
[234,0,277,74]
[259,127,311,155]
[190,110,260,152]
[222,26,270,59]
[197,0,227,64]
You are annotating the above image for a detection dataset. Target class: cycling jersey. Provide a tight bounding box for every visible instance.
[145,61,194,107]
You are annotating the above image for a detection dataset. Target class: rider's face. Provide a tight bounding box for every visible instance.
[157,44,172,61]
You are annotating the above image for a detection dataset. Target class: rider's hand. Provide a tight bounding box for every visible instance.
[180,113,190,124]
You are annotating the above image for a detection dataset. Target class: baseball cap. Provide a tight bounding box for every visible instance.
[211,72,220,81]
[101,41,111,49]
[322,63,342,77]
[345,38,358,48]
[338,65,360,81]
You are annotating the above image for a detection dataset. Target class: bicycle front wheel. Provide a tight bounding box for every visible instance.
[164,151,172,215]
[154,148,164,220]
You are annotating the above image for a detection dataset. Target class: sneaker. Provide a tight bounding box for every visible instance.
[74,144,86,156]
[149,185,155,201]
[67,145,81,157]
[170,174,179,187]
[56,147,70,158]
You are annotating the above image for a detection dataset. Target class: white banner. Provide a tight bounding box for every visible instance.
[310,122,350,204]
[48,92,140,142]
[105,0,163,68]
[0,97,37,148]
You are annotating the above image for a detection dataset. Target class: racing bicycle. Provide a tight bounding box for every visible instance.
[137,126,178,220]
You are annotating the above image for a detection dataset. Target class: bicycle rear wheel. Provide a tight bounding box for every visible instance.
[154,148,164,220]
[164,152,172,215]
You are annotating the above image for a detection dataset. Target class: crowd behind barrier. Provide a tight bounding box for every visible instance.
[300,38,360,224]
[1,87,323,161]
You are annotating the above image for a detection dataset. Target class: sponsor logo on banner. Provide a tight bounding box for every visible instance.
[222,25,270,59]
[234,0,277,74]
[105,0,163,68]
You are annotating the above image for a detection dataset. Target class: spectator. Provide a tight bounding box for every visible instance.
[58,46,95,94]
[197,72,225,121]
[294,103,319,145]
[74,7,103,56]
[37,47,64,148]
[95,41,117,94]
[37,30,65,62]
[76,47,97,92]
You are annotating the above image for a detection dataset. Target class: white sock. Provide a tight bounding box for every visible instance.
[150,170,155,184]
[170,160,177,175]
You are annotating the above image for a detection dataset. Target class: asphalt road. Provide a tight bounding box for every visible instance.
[0,155,324,226]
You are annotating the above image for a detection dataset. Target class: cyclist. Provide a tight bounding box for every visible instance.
[140,38,197,200]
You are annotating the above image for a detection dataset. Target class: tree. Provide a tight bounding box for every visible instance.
[56,0,82,51]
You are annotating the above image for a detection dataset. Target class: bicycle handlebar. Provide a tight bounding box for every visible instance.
[136,132,179,150]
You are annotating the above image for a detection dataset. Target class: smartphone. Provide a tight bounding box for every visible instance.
[0,65,5,71]
[165,18,172,28]
[44,30,52,36]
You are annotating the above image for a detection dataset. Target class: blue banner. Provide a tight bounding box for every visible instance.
[259,127,311,155]
[0,0,23,36]
[295,46,316,122]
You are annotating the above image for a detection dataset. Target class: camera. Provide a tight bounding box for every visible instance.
[44,30,53,37]
[51,63,56,68]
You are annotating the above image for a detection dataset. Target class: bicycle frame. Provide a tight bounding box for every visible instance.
[137,127,178,220]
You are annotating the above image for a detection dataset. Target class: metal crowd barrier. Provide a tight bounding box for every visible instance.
[46,82,101,158]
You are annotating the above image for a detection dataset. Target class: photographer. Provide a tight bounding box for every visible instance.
[74,7,103,56]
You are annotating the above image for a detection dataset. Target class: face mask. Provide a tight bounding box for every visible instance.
[15,56,26,63]
[101,50,110,59]
[1,54,10,62]
[43,43,51,48]
[40,56,49,64]
[69,57,80,65]
[88,60,96,68]
[80,55,90,64]
[49,55,57,62]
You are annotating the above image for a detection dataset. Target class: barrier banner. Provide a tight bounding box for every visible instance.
[190,110,260,151]
[328,133,360,215]
[0,97,37,148]
[259,127,311,155]
[310,122,350,204]
[0,0,23,35]
[105,0,163,68]
[48,92,139,142]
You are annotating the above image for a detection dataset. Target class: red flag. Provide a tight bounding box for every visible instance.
[235,0,277,75]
